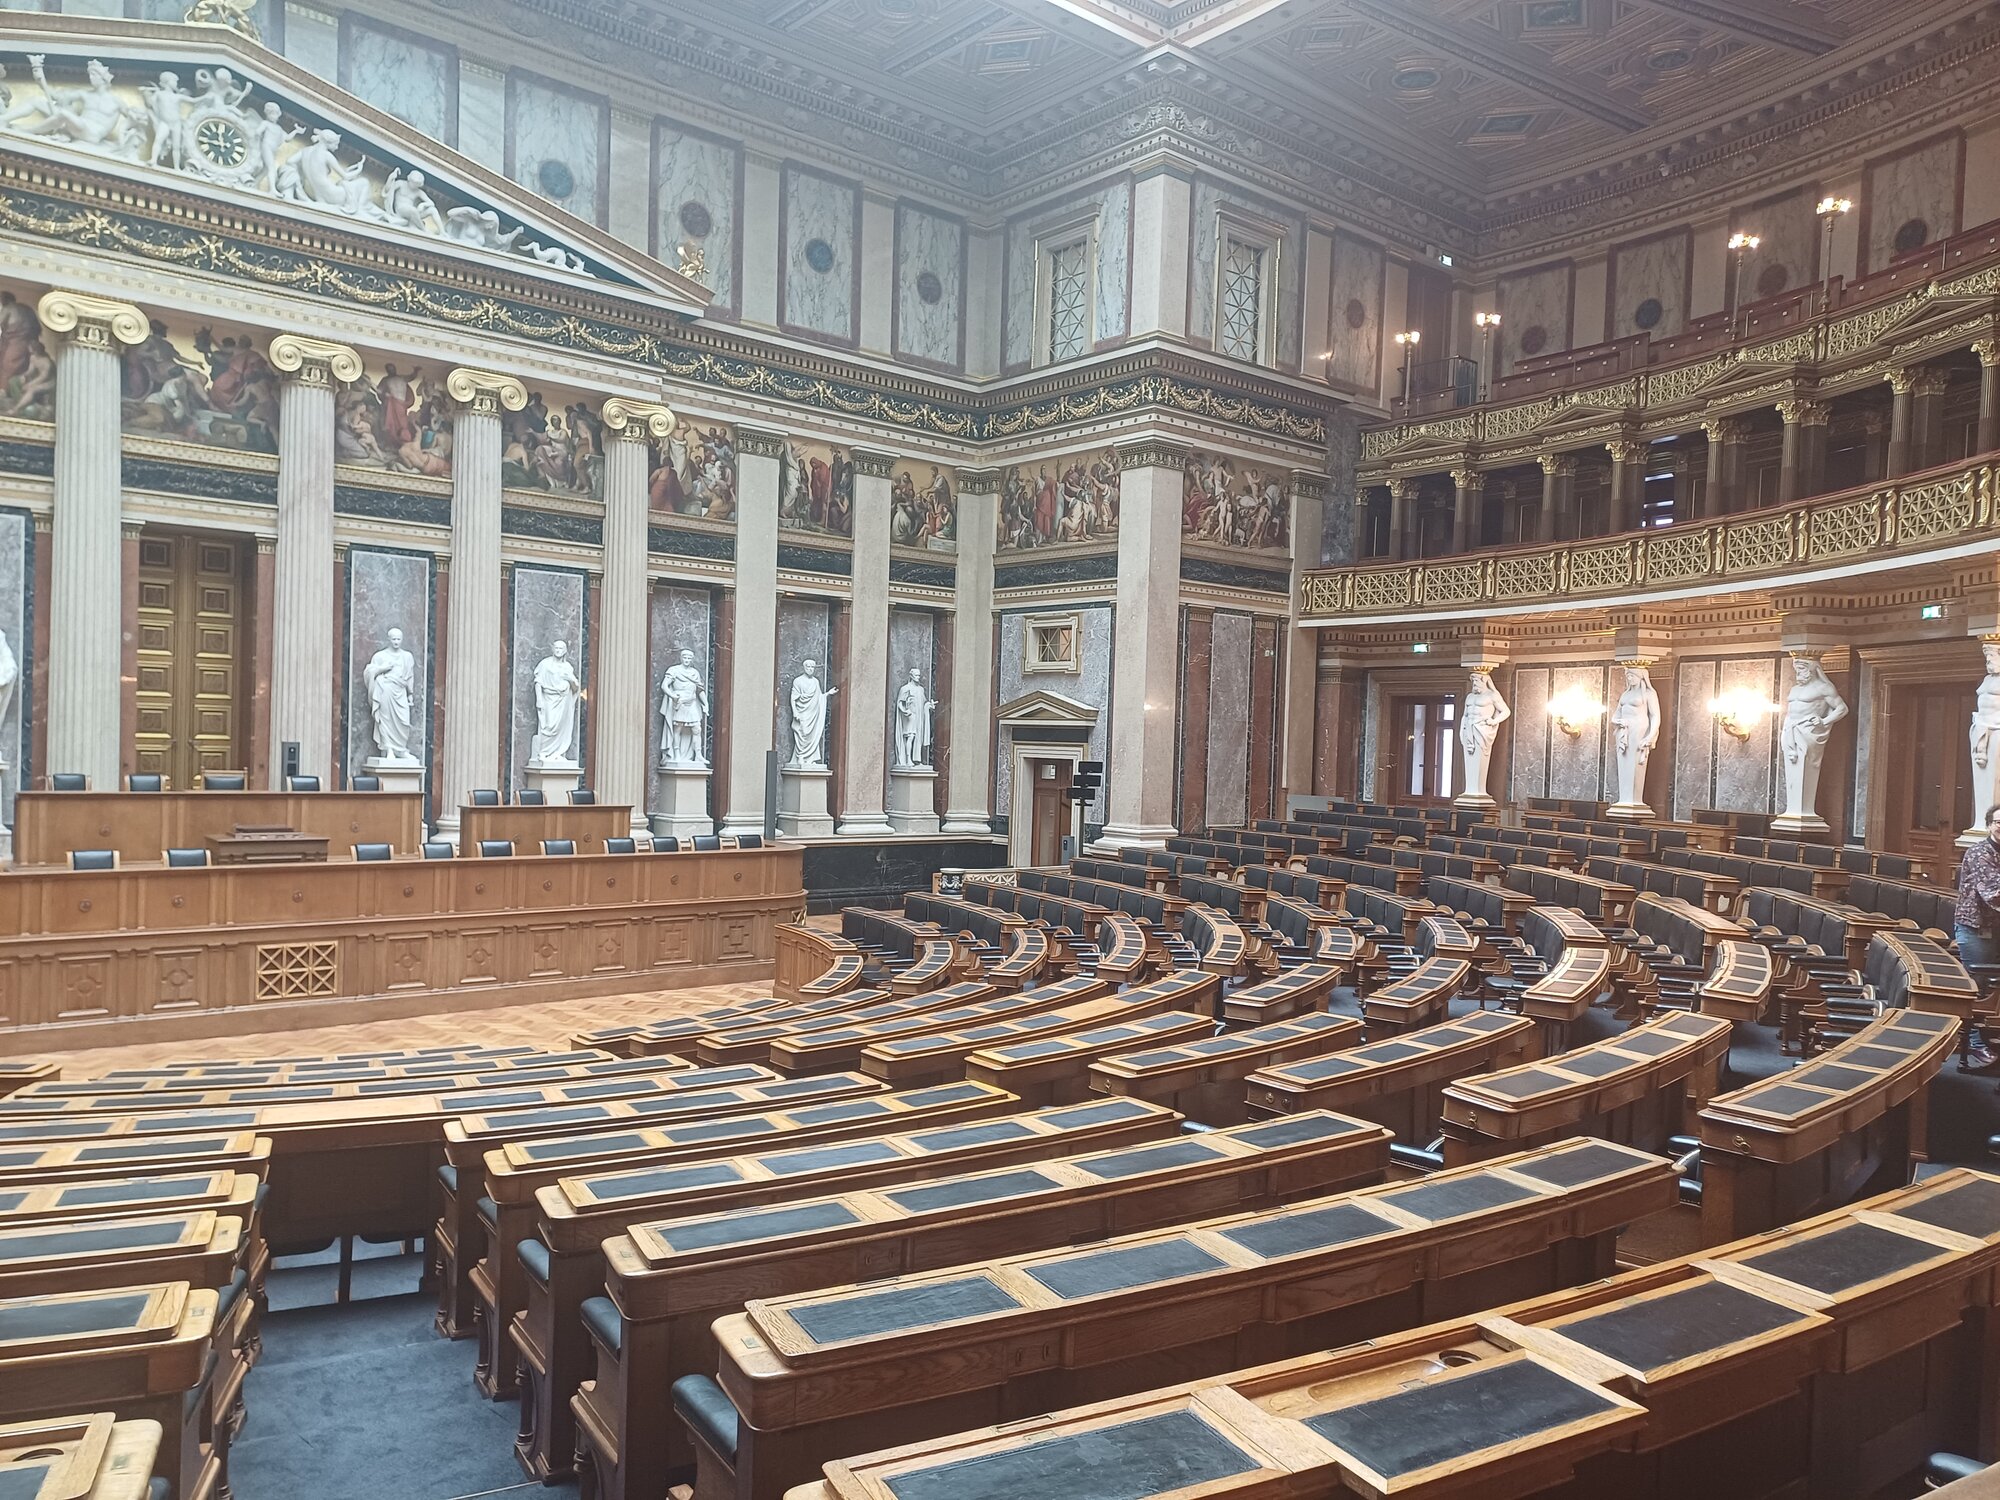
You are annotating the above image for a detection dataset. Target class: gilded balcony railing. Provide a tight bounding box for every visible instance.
[1298,460,1997,620]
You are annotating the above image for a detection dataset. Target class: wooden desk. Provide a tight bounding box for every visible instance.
[0,846,802,1050]
[0,1413,162,1500]
[12,789,423,866]
[204,828,329,864]
[456,803,635,854]
[1091,1010,1363,1124]
[575,1110,1390,1500]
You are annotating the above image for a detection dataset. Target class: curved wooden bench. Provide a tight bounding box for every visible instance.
[1219,960,1342,1026]
[693,987,967,1068]
[860,988,1192,1089]
[1312,922,1376,982]
[1087,1010,1362,1125]
[767,977,1103,1076]
[1093,911,1152,983]
[886,936,975,996]
[1338,885,1437,949]
[773,925,867,1000]
[963,1008,1215,1106]
[1698,938,1776,1022]
[1359,955,1471,1036]
[1439,1011,1732,1165]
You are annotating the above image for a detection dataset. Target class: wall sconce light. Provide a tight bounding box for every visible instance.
[1547,686,1604,738]
[1709,688,1779,741]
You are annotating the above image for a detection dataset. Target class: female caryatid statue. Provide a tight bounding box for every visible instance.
[1967,640,2000,843]
[1455,668,1510,808]
[1775,655,1848,832]
[1608,662,1662,820]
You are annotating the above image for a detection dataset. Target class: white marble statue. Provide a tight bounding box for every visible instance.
[0,629,16,763]
[138,71,188,169]
[4,56,137,153]
[1778,656,1848,830]
[893,668,937,770]
[282,128,375,216]
[530,641,582,767]
[245,100,301,191]
[361,627,419,764]
[443,206,523,252]
[1457,669,1511,806]
[1971,642,2000,838]
[381,168,441,234]
[787,659,837,770]
[1609,663,1662,816]
[659,649,710,768]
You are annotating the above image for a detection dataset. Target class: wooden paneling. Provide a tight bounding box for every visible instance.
[456,803,635,854]
[14,791,426,866]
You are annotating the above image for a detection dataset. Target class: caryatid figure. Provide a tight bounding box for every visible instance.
[1968,639,2000,843]
[1455,668,1510,808]
[1776,654,1848,832]
[1609,662,1662,819]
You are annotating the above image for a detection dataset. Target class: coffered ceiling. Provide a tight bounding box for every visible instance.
[506,0,1989,201]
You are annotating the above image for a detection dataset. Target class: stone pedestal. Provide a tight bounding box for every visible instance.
[363,758,425,798]
[651,764,715,840]
[1770,809,1830,836]
[1453,791,1496,812]
[1606,799,1655,823]
[525,761,583,802]
[887,767,940,837]
[779,767,836,839]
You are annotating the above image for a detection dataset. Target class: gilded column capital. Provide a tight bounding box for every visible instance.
[1888,367,1921,396]
[849,448,898,479]
[1606,438,1645,464]
[735,425,789,460]
[268,334,362,387]
[1910,369,1951,398]
[1449,467,1481,491]
[1700,416,1744,444]
[1115,438,1191,472]
[444,367,529,417]
[35,290,146,351]
[1974,338,2000,368]
[1776,399,1829,427]
[1537,454,1575,479]
[1388,477,1419,501]
[600,396,677,442]
[957,467,1002,495]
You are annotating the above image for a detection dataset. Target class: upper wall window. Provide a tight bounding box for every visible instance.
[1046,238,1091,362]
[1219,238,1266,362]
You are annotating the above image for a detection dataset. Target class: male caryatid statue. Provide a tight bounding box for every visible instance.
[1609,663,1662,819]
[362,627,419,764]
[1456,669,1510,808]
[1776,655,1848,832]
[530,640,582,767]
[788,659,837,770]
[1971,641,2000,841]
[893,668,937,770]
[659,648,710,768]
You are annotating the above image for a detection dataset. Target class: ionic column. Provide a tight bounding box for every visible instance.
[1775,399,1827,505]
[37,291,146,789]
[1607,438,1644,533]
[721,427,785,836]
[1449,467,1481,553]
[1976,339,2000,456]
[943,469,998,833]
[1098,439,1185,848]
[1910,369,1950,473]
[837,449,895,836]
[436,368,526,833]
[600,398,676,835]
[1887,369,1917,479]
[1387,477,1417,560]
[1353,486,1379,560]
[266,335,360,787]
[1536,454,1575,542]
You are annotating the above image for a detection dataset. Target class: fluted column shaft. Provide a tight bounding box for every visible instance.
[1776,400,1827,505]
[1449,468,1480,554]
[1977,341,2000,457]
[437,369,525,830]
[837,451,895,835]
[1387,478,1416,560]
[266,336,358,787]
[40,292,145,789]
[1536,455,1574,542]
[1887,371,1916,479]
[600,400,673,835]
[943,471,997,833]
[1099,441,1184,847]
[1607,440,1643,533]
[721,427,782,835]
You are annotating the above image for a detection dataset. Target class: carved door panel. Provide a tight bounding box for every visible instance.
[1888,682,1973,877]
[134,532,245,790]
[1386,696,1460,805]
[1028,759,1073,867]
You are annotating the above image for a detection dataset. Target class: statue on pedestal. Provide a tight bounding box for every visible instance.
[1778,655,1848,828]
[893,668,937,770]
[1970,641,2000,838]
[1610,662,1661,815]
[788,659,837,770]
[361,627,419,764]
[530,640,582,767]
[1457,668,1510,805]
[659,648,709,768]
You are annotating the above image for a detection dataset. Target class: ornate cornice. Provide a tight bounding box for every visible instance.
[445,367,529,416]
[849,449,898,479]
[1116,439,1191,472]
[734,425,788,460]
[35,289,146,349]
[956,468,1002,495]
[601,396,678,441]
[269,333,363,386]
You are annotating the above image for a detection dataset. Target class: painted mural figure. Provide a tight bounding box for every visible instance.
[121,319,279,451]
[787,659,837,769]
[998,451,1119,549]
[530,641,583,767]
[362,627,419,764]
[0,629,17,761]
[659,649,710,768]
[0,292,54,421]
[1181,451,1288,551]
[651,425,736,519]
[1778,656,1848,830]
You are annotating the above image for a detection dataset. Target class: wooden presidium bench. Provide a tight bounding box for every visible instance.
[791,1168,2000,1500]
[573,1110,1392,1500]
[676,1139,1678,1500]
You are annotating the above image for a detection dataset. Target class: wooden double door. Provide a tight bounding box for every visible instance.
[1384,694,1460,804]
[1885,681,1974,875]
[133,531,248,791]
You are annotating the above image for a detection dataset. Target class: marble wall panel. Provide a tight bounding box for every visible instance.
[336,360,452,477]
[0,510,27,821]
[507,566,587,794]
[891,459,955,550]
[1181,449,1289,552]
[1496,261,1574,374]
[343,548,433,782]
[1360,674,1382,801]
[655,122,740,316]
[995,605,1111,825]
[1866,134,1963,272]
[777,436,854,540]
[1323,410,1361,566]
[0,289,55,422]
[340,17,456,145]
[458,62,506,172]
[775,597,835,753]
[1547,664,1608,803]
[1509,667,1552,804]
[886,610,938,779]
[1188,181,1304,370]
[1851,656,1874,842]
[121,311,278,454]
[651,421,737,523]
[648,584,713,816]
[1672,661,1714,822]
[782,165,859,344]
[1001,179,1131,370]
[506,71,609,228]
[1205,611,1253,829]
[1672,657,1780,818]
[1737,187,1819,304]
[997,447,1120,551]
[1607,231,1689,339]
[1325,233,1384,395]
[895,203,963,371]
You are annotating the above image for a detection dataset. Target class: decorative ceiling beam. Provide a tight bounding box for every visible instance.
[1628,0,1843,55]
[1332,0,1652,132]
